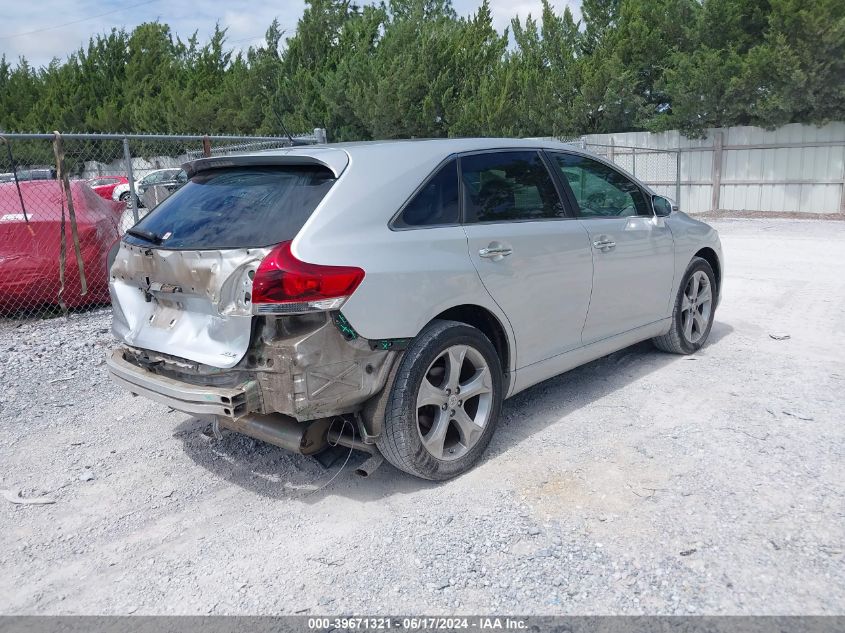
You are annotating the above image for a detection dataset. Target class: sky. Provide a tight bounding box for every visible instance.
[0,0,581,69]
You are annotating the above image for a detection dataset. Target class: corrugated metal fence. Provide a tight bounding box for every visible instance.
[582,122,845,215]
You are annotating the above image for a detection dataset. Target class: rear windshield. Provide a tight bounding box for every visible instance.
[124,166,335,249]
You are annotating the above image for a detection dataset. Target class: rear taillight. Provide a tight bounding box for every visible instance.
[251,241,365,314]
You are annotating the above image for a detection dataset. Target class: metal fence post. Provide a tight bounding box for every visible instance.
[0,131,324,316]
[632,147,637,177]
[711,131,724,212]
[609,138,615,164]
[122,137,139,223]
[675,149,682,206]
[840,142,845,214]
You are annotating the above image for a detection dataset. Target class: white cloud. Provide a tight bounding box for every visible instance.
[0,0,306,67]
[453,0,581,31]
[1,0,580,68]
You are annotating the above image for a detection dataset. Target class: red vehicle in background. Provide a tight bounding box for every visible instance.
[0,180,123,313]
[87,175,128,201]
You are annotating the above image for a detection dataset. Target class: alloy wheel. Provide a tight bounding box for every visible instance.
[416,345,493,461]
[681,270,713,344]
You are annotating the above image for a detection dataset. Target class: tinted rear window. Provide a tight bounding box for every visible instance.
[393,160,460,228]
[125,166,335,249]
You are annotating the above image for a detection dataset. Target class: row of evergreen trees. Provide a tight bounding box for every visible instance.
[1,0,842,140]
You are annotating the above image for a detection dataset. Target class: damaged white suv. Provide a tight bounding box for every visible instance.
[107,139,723,480]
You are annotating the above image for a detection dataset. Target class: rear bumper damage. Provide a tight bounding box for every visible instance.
[107,356,354,456]
[107,311,397,429]
[107,350,261,418]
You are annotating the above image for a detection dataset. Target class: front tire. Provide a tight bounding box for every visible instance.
[653,256,717,354]
[376,320,503,480]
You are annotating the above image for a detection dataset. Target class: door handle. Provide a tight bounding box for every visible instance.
[592,238,616,251]
[479,246,513,258]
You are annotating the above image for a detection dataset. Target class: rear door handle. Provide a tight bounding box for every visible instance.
[479,246,513,259]
[592,238,616,251]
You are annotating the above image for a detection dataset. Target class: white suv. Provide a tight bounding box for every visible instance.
[107,138,723,480]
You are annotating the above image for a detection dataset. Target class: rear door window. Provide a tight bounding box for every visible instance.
[124,166,335,249]
[460,151,565,223]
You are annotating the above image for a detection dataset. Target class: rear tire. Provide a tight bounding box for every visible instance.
[376,320,502,480]
[653,256,717,354]
[118,191,130,202]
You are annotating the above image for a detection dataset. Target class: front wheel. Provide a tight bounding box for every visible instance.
[653,256,717,354]
[376,320,503,480]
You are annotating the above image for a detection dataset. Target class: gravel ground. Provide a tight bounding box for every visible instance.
[0,218,843,615]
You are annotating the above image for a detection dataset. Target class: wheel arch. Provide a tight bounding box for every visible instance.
[430,304,512,381]
[694,247,721,301]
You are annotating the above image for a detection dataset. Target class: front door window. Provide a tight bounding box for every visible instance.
[551,153,650,218]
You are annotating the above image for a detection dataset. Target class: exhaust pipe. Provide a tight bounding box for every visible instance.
[327,427,374,453]
[221,414,385,476]
[218,413,330,455]
[355,453,384,477]
[326,427,385,477]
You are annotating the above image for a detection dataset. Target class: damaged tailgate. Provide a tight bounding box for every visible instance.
[110,244,269,368]
[109,157,343,369]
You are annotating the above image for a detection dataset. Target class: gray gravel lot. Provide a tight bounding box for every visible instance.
[0,218,843,615]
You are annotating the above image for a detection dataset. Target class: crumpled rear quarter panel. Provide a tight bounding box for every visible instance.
[251,314,396,420]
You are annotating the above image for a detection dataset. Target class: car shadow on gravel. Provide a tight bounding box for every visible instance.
[173,416,439,503]
[175,321,733,502]
[482,320,734,462]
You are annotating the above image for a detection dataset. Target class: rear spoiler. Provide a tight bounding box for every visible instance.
[183,149,349,179]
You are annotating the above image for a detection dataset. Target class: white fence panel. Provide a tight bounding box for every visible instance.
[583,122,845,214]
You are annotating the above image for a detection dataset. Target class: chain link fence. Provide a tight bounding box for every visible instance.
[582,142,681,203]
[0,130,325,317]
[544,137,682,203]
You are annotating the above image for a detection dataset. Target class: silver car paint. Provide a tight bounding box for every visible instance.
[494,208,721,397]
[578,215,676,344]
[291,138,719,351]
[463,218,593,369]
[511,317,673,395]
[291,141,525,370]
[110,243,270,369]
[109,138,722,408]
[664,211,724,303]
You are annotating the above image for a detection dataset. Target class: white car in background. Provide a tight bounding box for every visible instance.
[112,167,186,204]
[114,167,188,235]
[106,139,723,480]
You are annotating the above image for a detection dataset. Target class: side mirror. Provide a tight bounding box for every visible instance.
[652,195,674,217]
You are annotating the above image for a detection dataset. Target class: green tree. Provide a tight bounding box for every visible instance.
[0,0,842,139]
[124,23,180,132]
